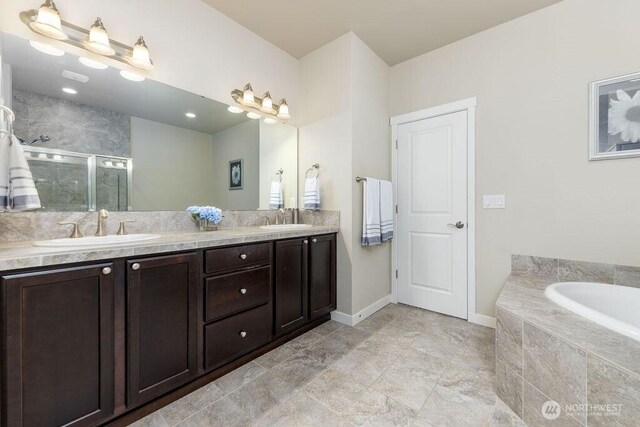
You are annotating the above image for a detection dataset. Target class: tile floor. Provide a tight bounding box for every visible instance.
[132,303,526,426]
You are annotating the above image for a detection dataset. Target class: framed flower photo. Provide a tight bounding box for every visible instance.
[229,159,243,190]
[590,71,640,160]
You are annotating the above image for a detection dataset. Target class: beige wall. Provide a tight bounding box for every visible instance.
[299,33,391,316]
[390,0,640,317]
[259,122,298,209]
[130,117,215,210]
[211,120,260,210]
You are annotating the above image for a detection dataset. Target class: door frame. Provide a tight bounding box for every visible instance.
[390,97,484,326]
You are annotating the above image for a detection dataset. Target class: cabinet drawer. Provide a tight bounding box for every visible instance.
[205,266,271,322]
[204,304,271,371]
[205,243,272,275]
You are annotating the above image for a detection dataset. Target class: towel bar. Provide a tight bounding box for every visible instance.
[355,177,367,183]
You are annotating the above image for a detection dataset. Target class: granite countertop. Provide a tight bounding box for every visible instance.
[0,225,340,272]
[497,273,640,379]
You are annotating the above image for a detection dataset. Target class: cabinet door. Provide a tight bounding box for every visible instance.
[126,253,198,407]
[309,234,337,319]
[274,238,309,335]
[2,264,115,427]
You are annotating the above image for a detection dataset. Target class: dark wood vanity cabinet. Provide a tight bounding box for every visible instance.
[126,253,199,407]
[1,263,115,427]
[309,234,337,320]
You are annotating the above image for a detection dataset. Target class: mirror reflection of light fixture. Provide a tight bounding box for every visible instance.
[263,118,277,124]
[84,18,115,56]
[185,112,196,119]
[29,0,67,40]
[277,99,290,120]
[29,40,65,56]
[119,70,145,82]
[227,106,243,114]
[247,112,261,120]
[126,36,153,70]
[79,56,108,70]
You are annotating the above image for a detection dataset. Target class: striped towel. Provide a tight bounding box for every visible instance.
[362,178,381,246]
[269,180,283,209]
[380,180,394,242]
[7,135,41,211]
[0,134,9,211]
[304,177,320,210]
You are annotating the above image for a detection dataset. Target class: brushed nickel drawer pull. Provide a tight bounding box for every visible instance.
[102,267,112,275]
[131,263,141,271]
[303,240,308,244]
[240,288,247,295]
[312,238,318,243]
[239,331,247,338]
[239,254,247,260]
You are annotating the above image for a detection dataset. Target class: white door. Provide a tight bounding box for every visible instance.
[397,110,468,319]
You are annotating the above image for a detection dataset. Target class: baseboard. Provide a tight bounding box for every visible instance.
[468,312,496,329]
[331,294,393,327]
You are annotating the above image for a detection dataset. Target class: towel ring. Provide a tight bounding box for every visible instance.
[306,163,320,179]
[273,168,283,182]
[0,105,15,140]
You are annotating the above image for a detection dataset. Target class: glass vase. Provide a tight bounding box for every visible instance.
[198,219,218,232]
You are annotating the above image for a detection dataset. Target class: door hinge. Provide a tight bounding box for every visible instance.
[395,269,398,279]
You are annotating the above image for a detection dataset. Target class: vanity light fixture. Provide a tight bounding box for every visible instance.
[29,0,67,40]
[119,70,145,82]
[126,37,153,70]
[84,18,115,56]
[61,87,77,94]
[79,56,108,70]
[227,106,244,114]
[185,112,196,118]
[230,83,291,122]
[29,40,65,56]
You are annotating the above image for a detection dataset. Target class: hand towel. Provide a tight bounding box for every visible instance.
[380,180,394,242]
[8,135,41,211]
[304,177,320,210]
[362,178,381,246]
[0,134,9,211]
[269,180,283,209]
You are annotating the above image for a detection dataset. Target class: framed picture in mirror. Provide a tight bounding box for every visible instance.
[590,71,640,160]
[229,159,243,190]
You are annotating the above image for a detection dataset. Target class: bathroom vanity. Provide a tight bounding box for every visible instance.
[0,228,337,426]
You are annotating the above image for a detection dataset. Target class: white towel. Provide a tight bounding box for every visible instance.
[0,134,9,211]
[269,180,283,209]
[7,135,41,211]
[362,178,381,246]
[380,180,394,242]
[304,177,320,210]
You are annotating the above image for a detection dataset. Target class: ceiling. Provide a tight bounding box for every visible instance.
[201,0,562,65]
[3,33,248,135]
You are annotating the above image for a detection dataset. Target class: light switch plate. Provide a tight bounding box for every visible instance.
[483,195,506,209]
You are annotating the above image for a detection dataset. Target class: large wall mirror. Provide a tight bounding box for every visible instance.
[0,32,298,212]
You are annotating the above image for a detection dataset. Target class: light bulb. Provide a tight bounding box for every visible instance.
[242,83,254,104]
[29,40,65,56]
[126,36,153,70]
[79,57,108,70]
[84,18,115,56]
[260,92,274,112]
[277,99,290,120]
[247,112,261,120]
[29,0,67,40]
[263,118,277,124]
[227,106,244,114]
[62,87,77,94]
[119,70,145,82]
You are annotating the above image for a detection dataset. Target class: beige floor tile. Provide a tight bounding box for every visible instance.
[214,362,267,395]
[333,346,399,386]
[158,383,225,426]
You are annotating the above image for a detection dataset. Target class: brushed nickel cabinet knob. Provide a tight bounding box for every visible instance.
[239,331,247,338]
[240,288,247,295]
[312,238,318,243]
[102,267,112,275]
[131,263,141,271]
[303,240,308,244]
[239,254,247,260]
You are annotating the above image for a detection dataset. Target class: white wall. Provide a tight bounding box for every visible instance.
[130,117,215,210]
[0,0,298,115]
[259,122,298,209]
[211,120,260,210]
[298,33,391,316]
[390,0,640,317]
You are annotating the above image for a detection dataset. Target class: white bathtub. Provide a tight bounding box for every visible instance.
[545,282,640,342]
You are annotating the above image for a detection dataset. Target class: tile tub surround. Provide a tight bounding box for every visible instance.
[0,210,339,244]
[496,271,640,425]
[131,303,524,427]
[0,224,339,271]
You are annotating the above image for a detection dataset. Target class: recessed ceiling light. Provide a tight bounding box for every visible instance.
[227,106,243,114]
[263,118,277,124]
[185,112,196,118]
[62,87,77,94]
[29,40,65,56]
[119,70,145,82]
[246,112,261,120]
[79,56,108,70]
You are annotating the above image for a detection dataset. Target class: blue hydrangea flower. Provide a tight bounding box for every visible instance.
[186,205,222,224]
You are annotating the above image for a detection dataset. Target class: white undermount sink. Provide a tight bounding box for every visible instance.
[259,224,313,231]
[34,233,162,248]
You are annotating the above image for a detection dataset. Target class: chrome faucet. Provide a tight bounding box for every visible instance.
[95,209,109,236]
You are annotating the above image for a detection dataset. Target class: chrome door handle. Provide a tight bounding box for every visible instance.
[447,221,465,229]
